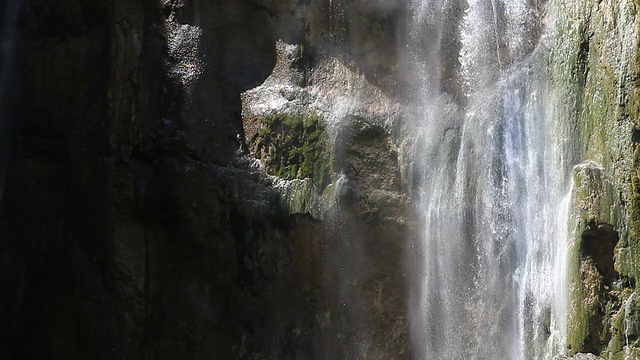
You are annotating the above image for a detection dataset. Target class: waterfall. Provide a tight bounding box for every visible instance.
[405,1,574,358]
[624,292,636,356]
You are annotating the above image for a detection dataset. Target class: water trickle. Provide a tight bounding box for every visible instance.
[405,1,574,359]
[548,183,574,355]
[625,292,636,350]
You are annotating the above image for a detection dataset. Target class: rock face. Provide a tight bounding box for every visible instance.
[0,0,411,359]
[549,0,640,358]
[0,0,315,358]
[566,162,622,354]
[555,353,605,360]
[241,12,411,356]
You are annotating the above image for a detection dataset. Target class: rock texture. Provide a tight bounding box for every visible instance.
[549,0,640,358]
[555,353,605,360]
[566,162,622,354]
[0,0,412,359]
[241,8,411,356]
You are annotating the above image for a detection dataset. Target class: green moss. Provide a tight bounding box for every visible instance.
[250,112,332,190]
[624,0,640,287]
[617,145,640,282]
[566,249,601,354]
[290,43,311,87]
[566,163,621,354]
[600,289,640,359]
[291,43,305,70]
[552,1,640,356]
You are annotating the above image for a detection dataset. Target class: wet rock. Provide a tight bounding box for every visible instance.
[0,0,414,359]
[555,353,604,360]
[0,0,329,359]
[241,28,410,358]
[555,2,640,356]
[567,162,621,354]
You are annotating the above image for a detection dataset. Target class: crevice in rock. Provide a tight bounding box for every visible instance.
[580,220,619,286]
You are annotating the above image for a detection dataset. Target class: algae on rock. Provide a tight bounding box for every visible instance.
[549,0,640,356]
[250,112,332,190]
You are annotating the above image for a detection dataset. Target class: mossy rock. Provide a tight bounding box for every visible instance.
[250,112,332,190]
[567,162,621,354]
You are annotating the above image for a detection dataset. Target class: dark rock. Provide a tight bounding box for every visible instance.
[0,0,413,359]
[580,221,619,286]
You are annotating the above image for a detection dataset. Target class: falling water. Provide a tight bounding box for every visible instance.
[624,292,636,352]
[546,183,574,355]
[405,1,574,359]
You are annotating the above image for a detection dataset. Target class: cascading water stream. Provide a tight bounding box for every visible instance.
[624,292,636,354]
[405,1,574,359]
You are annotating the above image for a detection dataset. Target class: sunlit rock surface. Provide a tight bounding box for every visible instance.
[548,0,640,357]
[242,31,411,358]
